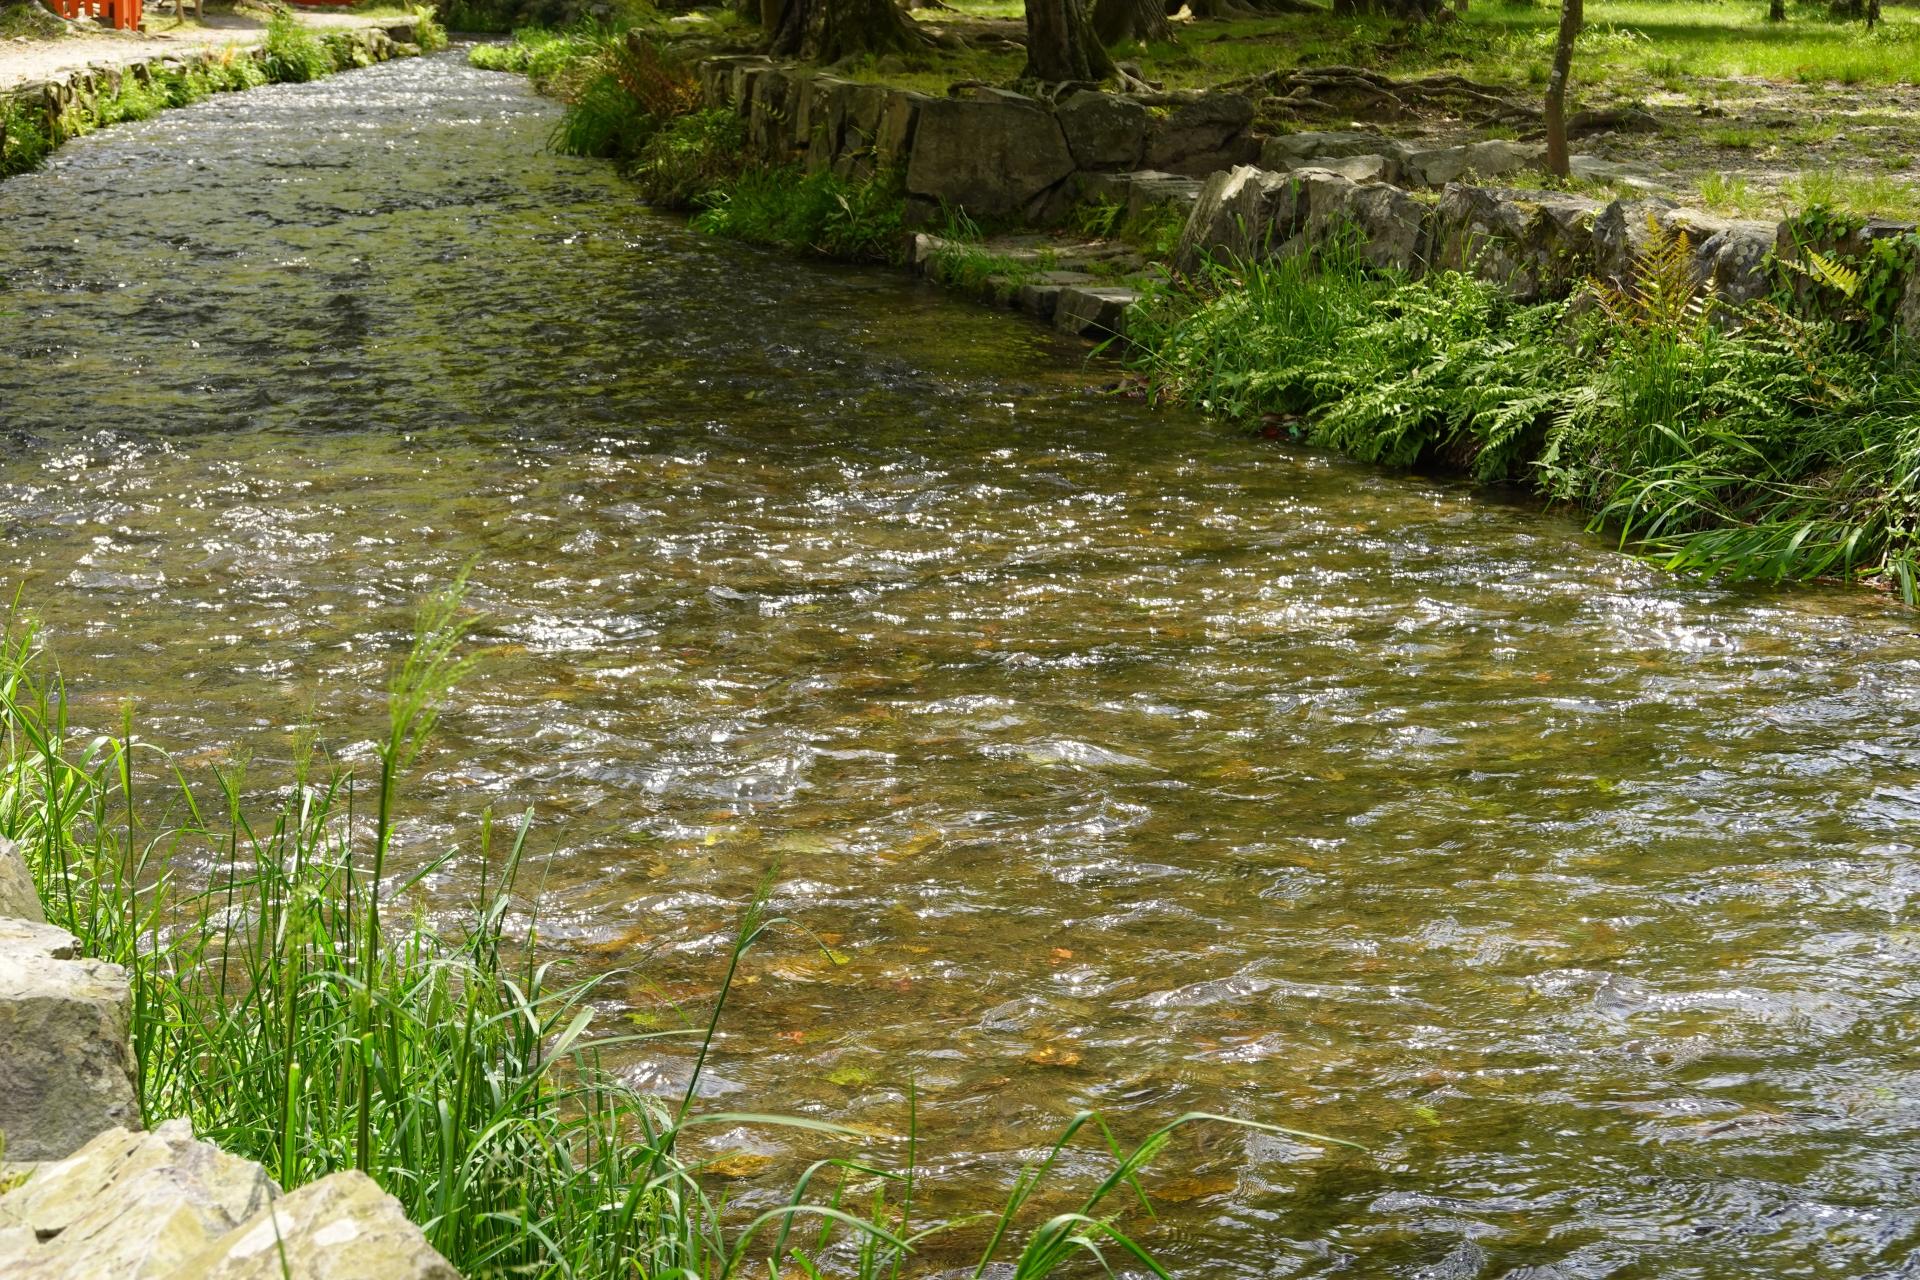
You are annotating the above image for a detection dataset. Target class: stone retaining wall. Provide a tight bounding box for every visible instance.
[696,54,1920,339]
[0,835,460,1279]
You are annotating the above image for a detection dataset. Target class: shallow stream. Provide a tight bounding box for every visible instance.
[4,52,1920,1279]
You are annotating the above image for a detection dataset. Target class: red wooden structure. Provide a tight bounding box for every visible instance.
[48,0,142,31]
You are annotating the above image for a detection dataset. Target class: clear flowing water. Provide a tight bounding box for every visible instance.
[5,52,1920,1280]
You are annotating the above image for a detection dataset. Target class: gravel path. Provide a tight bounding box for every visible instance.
[1,11,386,90]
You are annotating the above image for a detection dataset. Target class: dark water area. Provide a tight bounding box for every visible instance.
[5,51,1920,1279]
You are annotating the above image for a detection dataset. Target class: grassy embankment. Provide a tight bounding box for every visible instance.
[0,588,1356,1277]
[0,9,447,179]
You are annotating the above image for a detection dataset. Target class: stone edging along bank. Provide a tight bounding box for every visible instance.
[0,835,461,1278]
[0,21,427,178]
[696,52,1920,344]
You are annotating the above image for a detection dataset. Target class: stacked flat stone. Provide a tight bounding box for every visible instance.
[0,835,461,1278]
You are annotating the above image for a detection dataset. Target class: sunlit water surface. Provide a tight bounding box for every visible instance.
[4,52,1920,1280]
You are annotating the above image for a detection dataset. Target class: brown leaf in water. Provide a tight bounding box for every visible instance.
[1049,948,1074,964]
[774,1029,806,1044]
[578,923,653,956]
[1151,1172,1237,1203]
[1026,1045,1083,1067]
[706,1152,774,1178]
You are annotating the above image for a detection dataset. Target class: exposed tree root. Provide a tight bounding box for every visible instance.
[1170,63,1535,121]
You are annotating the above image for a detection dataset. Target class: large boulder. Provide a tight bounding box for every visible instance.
[1144,93,1257,176]
[1429,184,1603,300]
[1673,210,1777,304]
[1171,165,1296,275]
[798,76,845,174]
[1055,90,1148,171]
[1303,176,1430,273]
[1312,153,1397,184]
[0,835,42,923]
[180,1170,458,1280]
[823,81,889,180]
[0,919,140,1162]
[0,1129,456,1280]
[1054,284,1143,340]
[875,88,930,169]
[905,90,1077,220]
[0,1122,274,1278]
[1593,199,1777,302]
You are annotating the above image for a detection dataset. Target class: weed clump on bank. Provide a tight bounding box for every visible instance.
[1135,223,1920,598]
[475,28,908,262]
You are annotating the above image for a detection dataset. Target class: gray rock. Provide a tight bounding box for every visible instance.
[1124,170,1206,226]
[0,1122,274,1279]
[875,89,930,168]
[0,916,78,959]
[1668,210,1777,303]
[1055,90,1148,171]
[1145,93,1257,176]
[1902,272,1920,348]
[827,81,890,181]
[1260,130,1404,169]
[799,76,845,173]
[905,92,1076,220]
[1172,164,1295,275]
[1305,176,1430,273]
[1590,196,1683,287]
[1569,154,1670,193]
[1404,139,1546,189]
[1430,184,1604,300]
[179,1169,458,1280]
[1054,285,1142,339]
[0,836,42,924]
[1014,270,1101,321]
[1316,152,1397,184]
[0,924,139,1162]
[744,67,788,162]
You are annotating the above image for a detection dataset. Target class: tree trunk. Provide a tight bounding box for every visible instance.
[1093,0,1171,43]
[1543,0,1580,178]
[1867,0,1880,27]
[1767,0,1784,19]
[767,0,926,60]
[1024,0,1116,81]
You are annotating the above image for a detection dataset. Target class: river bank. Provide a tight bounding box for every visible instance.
[471,25,1920,603]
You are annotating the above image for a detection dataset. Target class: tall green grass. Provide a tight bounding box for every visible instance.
[0,590,1358,1277]
[1134,231,1920,599]
[693,166,909,264]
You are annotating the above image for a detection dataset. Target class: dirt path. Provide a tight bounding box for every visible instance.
[1,10,391,90]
